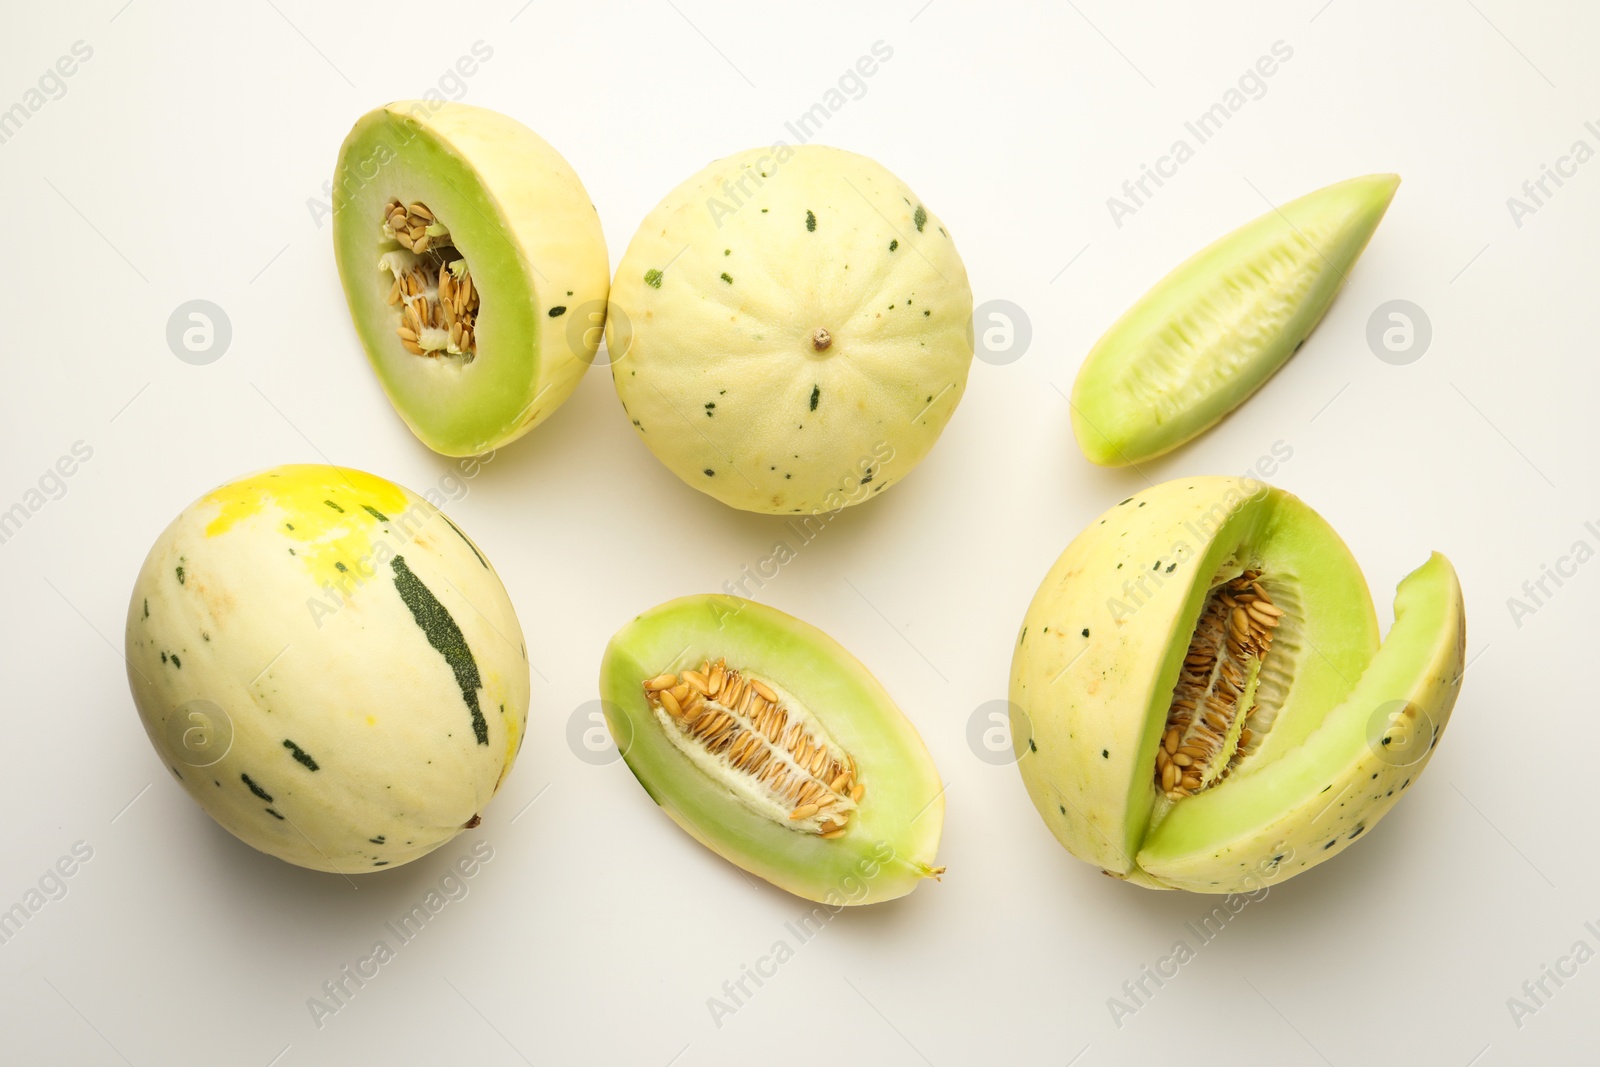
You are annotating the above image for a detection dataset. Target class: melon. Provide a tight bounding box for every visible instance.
[600,594,945,904]
[607,144,974,514]
[333,101,610,456]
[1009,477,1465,892]
[1072,175,1399,466]
[125,465,529,873]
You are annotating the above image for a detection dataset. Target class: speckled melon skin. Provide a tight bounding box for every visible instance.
[607,144,974,514]
[125,465,529,873]
[1010,477,1464,893]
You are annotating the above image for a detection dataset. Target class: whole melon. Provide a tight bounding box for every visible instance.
[125,465,528,873]
[608,144,974,514]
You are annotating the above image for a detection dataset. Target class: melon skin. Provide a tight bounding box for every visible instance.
[125,465,529,873]
[608,144,974,514]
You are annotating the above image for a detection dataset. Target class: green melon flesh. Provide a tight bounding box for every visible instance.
[333,102,609,456]
[600,595,944,904]
[1072,174,1399,466]
[1139,554,1464,890]
[1010,478,1463,892]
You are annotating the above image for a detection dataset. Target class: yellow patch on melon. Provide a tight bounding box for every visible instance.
[202,465,411,587]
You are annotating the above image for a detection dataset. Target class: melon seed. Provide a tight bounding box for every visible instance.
[380,198,479,361]
[1156,570,1281,800]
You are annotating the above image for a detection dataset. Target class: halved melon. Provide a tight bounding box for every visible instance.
[333,101,609,456]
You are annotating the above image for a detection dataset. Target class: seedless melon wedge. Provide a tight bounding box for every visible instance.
[333,102,609,456]
[600,595,945,904]
[1072,174,1399,466]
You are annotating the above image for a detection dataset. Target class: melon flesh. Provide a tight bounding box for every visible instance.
[1072,174,1399,466]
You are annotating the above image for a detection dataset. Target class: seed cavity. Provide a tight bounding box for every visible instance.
[1156,570,1282,800]
[379,199,480,361]
[643,659,862,837]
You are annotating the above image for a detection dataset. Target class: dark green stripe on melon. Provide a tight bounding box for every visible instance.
[389,555,489,745]
[362,504,390,522]
[241,773,273,801]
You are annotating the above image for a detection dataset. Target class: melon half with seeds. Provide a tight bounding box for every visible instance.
[333,101,609,456]
[125,465,529,873]
[607,144,974,514]
[1072,174,1400,466]
[600,595,945,904]
[1009,477,1465,892]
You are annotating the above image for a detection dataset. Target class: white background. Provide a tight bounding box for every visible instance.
[3,1,1595,1064]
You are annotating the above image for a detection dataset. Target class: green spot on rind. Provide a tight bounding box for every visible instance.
[644,268,663,289]
[805,210,816,232]
[390,556,489,746]
[913,205,927,232]
[283,739,320,771]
